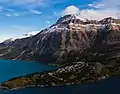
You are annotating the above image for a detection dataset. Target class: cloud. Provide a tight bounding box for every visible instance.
[53,11,57,16]
[11,0,44,5]
[30,9,42,15]
[5,8,15,12]
[87,0,120,19]
[91,0,120,9]
[5,12,24,17]
[79,9,118,20]
[0,6,3,12]
[5,14,11,16]
[0,0,46,10]
[62,5,80,15]
[88,3,105,9]
[62,0,120,20]
[46,20,51,24]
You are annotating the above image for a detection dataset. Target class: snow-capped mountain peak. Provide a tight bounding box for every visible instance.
[17,31,40,39]
[56,14,85,24]
[1,31,40,44]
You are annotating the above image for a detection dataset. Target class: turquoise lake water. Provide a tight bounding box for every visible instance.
[0,60,55,83]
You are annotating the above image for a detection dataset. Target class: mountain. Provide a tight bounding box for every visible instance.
[1,15,120,90]
[1,31,40,46]
[1,38,15,45]
[0,14,120,64]
[19,31,40,39]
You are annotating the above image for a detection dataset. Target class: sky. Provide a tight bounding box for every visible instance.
[0,0,120,42]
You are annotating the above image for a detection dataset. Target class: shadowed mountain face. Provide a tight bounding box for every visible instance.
[0,14,120,64]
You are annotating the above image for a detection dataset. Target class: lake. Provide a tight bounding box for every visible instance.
[0,60,56,83]
[0,60,120,94]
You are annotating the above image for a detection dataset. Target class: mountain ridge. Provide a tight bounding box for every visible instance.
[0,15,120,64]
[1,15,120,90]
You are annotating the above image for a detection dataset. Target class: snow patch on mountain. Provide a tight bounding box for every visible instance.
[17,31,40,39]
[1,31,40,43]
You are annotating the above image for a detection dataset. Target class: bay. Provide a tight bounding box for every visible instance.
[0,60,55,83]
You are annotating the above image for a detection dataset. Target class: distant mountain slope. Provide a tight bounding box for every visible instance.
[1,31,40,46]
[0,14,120,64]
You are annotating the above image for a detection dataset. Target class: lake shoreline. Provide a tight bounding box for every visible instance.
[2,76,119,91]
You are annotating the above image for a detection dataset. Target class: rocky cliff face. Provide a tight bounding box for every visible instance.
[0,14,120,64]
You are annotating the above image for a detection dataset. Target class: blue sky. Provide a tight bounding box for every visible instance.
[0,0,120,42]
